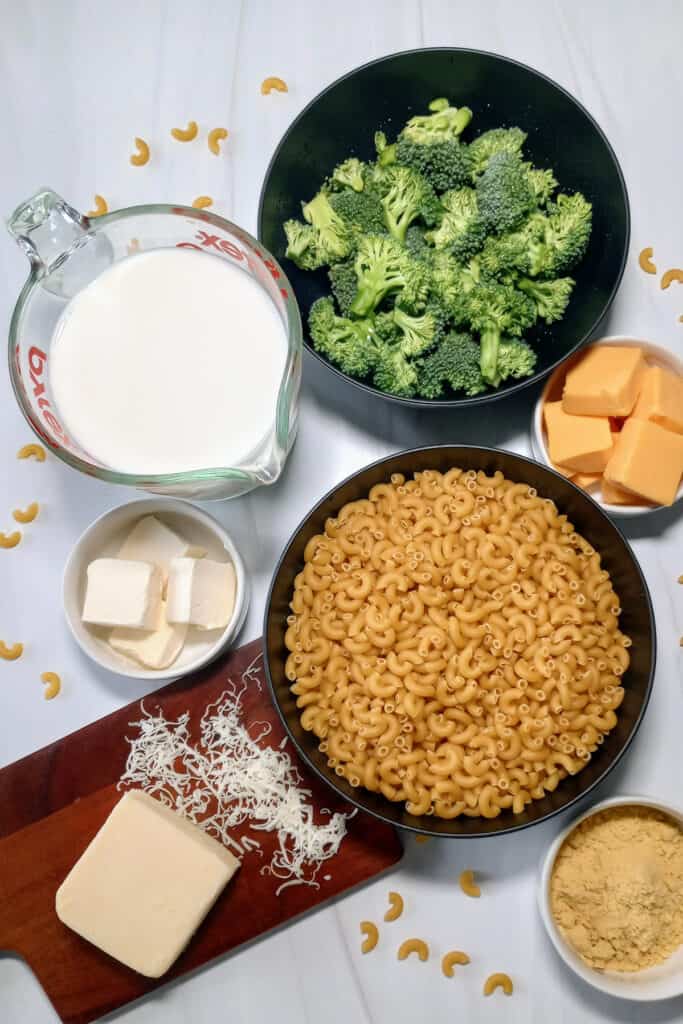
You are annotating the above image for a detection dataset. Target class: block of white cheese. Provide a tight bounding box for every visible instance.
[118,515,205,583]
[82,559,162,629]
[109,599,187,669]
[166,558,237,630]
[55,790,240,978]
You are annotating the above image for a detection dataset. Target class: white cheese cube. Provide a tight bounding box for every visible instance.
[109,599,187,669]
[55,790,240,978]
[166,558,236,630]
[82,559,161,629]
[118,515,205,583]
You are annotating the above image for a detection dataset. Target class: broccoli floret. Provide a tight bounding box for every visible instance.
[328,188,386,241]
[404,225,432,262]
[524,164,558,206]
[476,151,536,234]
[393,306,441,357]
[308,296,377,377]
[430,250,481,325]
[330,158,365,192]
[479,213,549,278]
[517,276,575,323]
[374,131,397,167]
[298,190,352,265]
[283,219,322,270]
[467,282,536,385]
[425,187,486,261]
[373,345,418,398]
[416,332,487,398]
[468,127,527,178]
[328,259,358,317]
[496,338,538,382]
[350,235,430,317]
[534,193,593,276]
[395,136,472,192]
[402,98,473,144]
[376,166,441,244]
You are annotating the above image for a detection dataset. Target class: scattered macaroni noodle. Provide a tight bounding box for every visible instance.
[459,869,480,898]
[415,835,430,844]
[41,672,61,700]
[678,575,683,585]
[130,137,150,166]
[384,891,404,922]
[441,950,470,977]
[0,641,23,661]
[87,194,108,217]
[0,531,21,549]
[638,247,657,274]
[17,444,46,462]
[171,120,198,142]
[483,973,513,996]
[208,127,229,155]
[261,76,288,95]
[360,920,379,953]
[661,268,683,289]
[192,196,213,209]
[13,502,39,524]
[285,469,630,820]
[397,938,429,962]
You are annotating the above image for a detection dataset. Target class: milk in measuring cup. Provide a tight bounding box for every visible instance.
[49,248,287,475]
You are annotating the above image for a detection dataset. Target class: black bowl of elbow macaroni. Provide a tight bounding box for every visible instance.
[263,446,655,838]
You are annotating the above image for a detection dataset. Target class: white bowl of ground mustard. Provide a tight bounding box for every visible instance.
[538,795,683,1001]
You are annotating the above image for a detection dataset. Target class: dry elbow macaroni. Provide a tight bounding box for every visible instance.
[384,891,404,922]
[397,938,429,961]
[130,137,150,166]
[0,530,21,549]
[442,950,470,977]
[360,920,379,953]
[261,76,288,94]
[13,502,39,524]
[192,196,213,209]
[0,641,23,661]
[17,443,46,461]
[208,127,228,155]
[483,972,513,996]
[171,121,198,142]
[285,469,630,821]
[87,194,108,216]
[41,671,61,700]
[459,869,480,897]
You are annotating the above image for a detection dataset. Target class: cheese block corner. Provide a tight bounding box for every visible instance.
[604,418,683,506]
[562,345,646,417]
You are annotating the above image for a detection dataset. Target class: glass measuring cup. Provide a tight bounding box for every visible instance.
[7,189,302,500]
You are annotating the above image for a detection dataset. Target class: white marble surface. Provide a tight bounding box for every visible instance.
[2,1,683,1021]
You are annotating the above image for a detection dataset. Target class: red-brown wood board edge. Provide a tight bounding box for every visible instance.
[0,639,403,1024]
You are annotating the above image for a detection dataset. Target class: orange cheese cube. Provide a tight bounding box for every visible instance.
[544,402,613,473]
[632,365,683,434]
[573,472,602,490]
[563,346,646,416]
[601,478,646,506]
[604,418,683,506]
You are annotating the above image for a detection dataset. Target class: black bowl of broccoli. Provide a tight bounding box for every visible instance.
[258,48,630,407]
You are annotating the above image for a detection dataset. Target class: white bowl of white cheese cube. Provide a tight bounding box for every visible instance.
[63,499,249,680]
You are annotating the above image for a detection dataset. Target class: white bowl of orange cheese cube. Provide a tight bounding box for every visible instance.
[532,337,683,516]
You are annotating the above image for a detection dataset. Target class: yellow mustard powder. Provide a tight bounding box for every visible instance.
[550,806,683,972]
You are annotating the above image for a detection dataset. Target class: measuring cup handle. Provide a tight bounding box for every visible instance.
[6,188,90,277]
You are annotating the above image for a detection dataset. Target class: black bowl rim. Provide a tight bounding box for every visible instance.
[257,46,631,409]
[263,444,656,837]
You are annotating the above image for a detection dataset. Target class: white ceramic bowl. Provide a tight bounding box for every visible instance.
[538,795,683,1001]
[63,498,249,681]
[531,336,683,517]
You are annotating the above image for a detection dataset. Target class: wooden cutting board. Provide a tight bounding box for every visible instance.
[0,639,403,1024]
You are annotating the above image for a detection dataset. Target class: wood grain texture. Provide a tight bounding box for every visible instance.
[0,639,402,1024]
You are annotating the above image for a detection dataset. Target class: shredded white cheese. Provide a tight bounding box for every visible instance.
[118,652,350,893]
